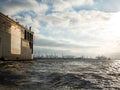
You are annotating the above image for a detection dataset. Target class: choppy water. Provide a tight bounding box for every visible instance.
[0,59,120,90]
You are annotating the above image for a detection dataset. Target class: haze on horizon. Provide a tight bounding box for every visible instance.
[1,0,120,59]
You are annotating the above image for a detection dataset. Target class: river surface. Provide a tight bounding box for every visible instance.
[0,59,120,90]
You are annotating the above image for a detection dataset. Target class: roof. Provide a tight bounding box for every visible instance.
[0,12,34,34]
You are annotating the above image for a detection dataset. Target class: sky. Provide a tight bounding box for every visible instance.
[1,0,120,58]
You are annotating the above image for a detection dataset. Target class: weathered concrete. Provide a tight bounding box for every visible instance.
[0,12,34,60]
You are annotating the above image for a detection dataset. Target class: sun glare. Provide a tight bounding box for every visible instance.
[100,12,120,54]
[107,12,120,38]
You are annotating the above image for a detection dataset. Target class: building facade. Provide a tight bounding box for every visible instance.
[0,12,34,60]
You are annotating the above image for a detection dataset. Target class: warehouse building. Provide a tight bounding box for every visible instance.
[0,12,34,60]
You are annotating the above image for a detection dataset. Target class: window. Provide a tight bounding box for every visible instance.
[24,30,26,40]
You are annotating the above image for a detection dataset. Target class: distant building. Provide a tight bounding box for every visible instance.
[0,12,34,60]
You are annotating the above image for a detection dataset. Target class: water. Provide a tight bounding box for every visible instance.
[0,59,120,90]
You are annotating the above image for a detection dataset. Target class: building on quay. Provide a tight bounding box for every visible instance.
[0,12,34,60]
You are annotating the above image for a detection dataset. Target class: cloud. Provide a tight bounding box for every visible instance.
[34,10,120,57]
[0,0,48,15]
[51,0,94,12]
[93,0,120,12]
[35,34,99,48]
[1,0,120,58]
[39,10,112,40]
[70,0,94,6]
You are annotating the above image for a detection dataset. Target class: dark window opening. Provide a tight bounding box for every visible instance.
[29,42,33,53]
[24,30,26,40]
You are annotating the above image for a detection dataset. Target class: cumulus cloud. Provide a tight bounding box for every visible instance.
[0,0,48,15]
[70,0,94,6]
[51,0,94,12]
[34,10,120,57]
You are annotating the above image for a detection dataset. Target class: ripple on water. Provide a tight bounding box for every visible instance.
[0,60,120,90]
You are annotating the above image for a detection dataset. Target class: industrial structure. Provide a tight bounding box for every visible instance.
[0,12,34,60]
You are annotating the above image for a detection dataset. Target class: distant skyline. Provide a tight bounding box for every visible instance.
[1,0,120,58]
